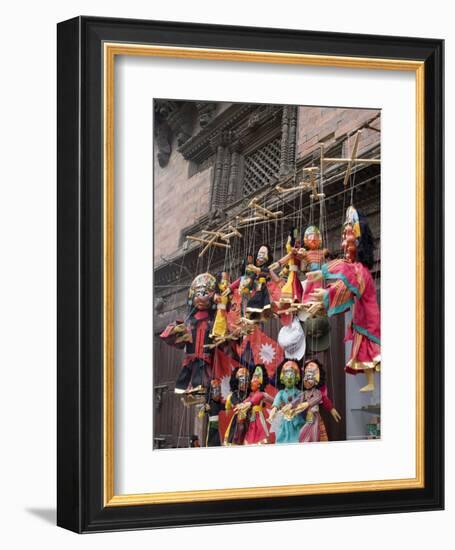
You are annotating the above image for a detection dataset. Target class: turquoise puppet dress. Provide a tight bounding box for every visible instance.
[272,387,304,444]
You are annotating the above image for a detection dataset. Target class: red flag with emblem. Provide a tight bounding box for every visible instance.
[240,327,284,378]
[212,346,240,379]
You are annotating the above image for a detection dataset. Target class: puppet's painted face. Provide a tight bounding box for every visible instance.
[251,366,264,392]
[342,224,357,263]
[189,273,216,310]
[218,272,229,292]
[256,246,269,266]
[303,362,320,389]
[210,381,221,401]
[239,275,254,295]
[304,226,322,251]
[237,368,249,392]
[281,361,299,389]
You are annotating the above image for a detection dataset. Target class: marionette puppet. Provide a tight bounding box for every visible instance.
[210,271,231,342]
[229,244,274,322]
[171,272,217,394]
[224,367,251,446]
[198,378,225,447]
[300,225,329,304]
[287,359,341,443]
[307,207,381,392]
[268,228,304,309]
[268,361,304,444]
[240,364,274,445]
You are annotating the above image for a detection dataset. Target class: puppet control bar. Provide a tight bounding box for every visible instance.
[186,130,381,256]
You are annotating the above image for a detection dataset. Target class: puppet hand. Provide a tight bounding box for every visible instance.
[268,408,276,422]
[307,270,323,283]
[330,408,342,422]
[310,288,326,302]
[306,301,324,316]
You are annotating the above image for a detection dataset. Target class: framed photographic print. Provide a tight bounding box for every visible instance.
[57,16,444,532]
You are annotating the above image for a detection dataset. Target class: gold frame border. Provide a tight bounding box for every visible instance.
[103,43,425,507]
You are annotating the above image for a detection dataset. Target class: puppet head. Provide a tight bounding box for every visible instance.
[304,225,322,251]
[286,227,301,250]
[280,360,301,389]
[255,244,272,267]
[216,271,230,292]
[236,367,250,392]
[188,273,217,310]
[250,364,268,392]
[302,358,326,390]
[341,206,360,262]
[341,223,357,262]
[341,207,375,268]
[210,378,222,401]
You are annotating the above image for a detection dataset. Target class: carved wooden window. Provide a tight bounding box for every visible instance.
[243,135,282,195]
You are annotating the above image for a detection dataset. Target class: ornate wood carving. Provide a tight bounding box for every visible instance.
[196,102,217,127]
[279,105,298,175]
[154,100,197,166]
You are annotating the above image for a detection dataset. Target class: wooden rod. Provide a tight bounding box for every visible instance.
[228,225,242,237]
[323,157,381,164]
[249,198,282,218]
[201,230,224,237]
[237,216,266,224]
[187,236,231,248]
[343,130,361,187]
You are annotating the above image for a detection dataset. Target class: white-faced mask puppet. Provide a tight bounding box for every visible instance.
[255,245,269,267]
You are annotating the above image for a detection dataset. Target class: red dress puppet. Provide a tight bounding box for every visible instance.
[160,273,217,394]
[243,365,274,445]
[310,208,380,392]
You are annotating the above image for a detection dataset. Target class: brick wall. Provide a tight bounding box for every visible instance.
[154,137,212,264]
[297,106,380,159]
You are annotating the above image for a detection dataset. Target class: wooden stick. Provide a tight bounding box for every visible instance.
[198,233,219,257]
[310,193,326,201]
[323,157,381,164]
[276,183,311,194]
[187,235,231,249]
[317,144,326,200]
[236,215,266,224]
[228,225,242,237]
[201,230,224,237]
[248,198,283,218]
[343,130,361,187]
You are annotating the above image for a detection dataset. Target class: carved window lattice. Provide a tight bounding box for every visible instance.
[243,136,282,195]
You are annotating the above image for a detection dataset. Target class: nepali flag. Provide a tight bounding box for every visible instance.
[212,345,241,400]
[240,327,284,378]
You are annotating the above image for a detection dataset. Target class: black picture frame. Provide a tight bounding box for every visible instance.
[57,16,444,533]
